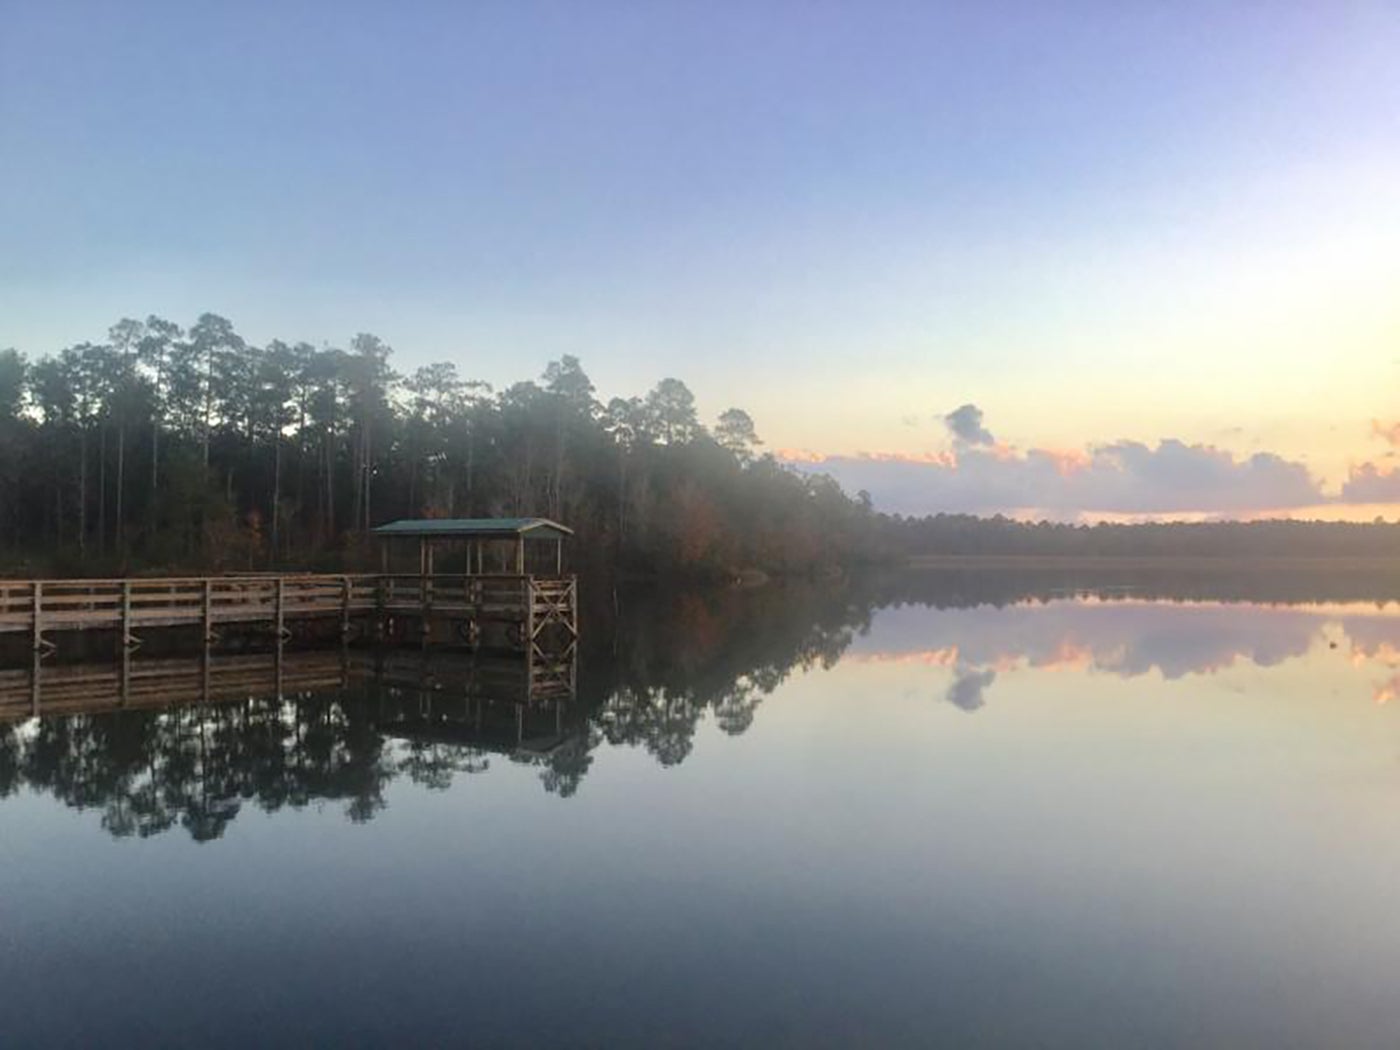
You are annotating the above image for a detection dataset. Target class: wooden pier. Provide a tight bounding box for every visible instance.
[0,519,580,716]
[0,573,577,649]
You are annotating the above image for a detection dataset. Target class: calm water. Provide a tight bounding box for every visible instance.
[5,574,1400,1047]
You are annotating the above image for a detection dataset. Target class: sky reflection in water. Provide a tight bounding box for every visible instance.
[4,585,1400,1047]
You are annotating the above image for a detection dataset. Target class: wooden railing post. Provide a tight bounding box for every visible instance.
[275,577,286,657]
[31,581,42,653]
[120,580,131,645]
[422,570,434,646]
[30,581,42,716]
[119,580,132,703]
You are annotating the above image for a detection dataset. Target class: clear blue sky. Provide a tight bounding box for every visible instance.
[4,1,1398,516]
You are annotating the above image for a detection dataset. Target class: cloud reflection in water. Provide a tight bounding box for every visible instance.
[853,599,1400,712]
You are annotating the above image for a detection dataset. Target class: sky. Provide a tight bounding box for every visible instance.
[2,1,1398,520]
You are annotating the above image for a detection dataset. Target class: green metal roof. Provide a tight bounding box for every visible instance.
[372,517,574,540]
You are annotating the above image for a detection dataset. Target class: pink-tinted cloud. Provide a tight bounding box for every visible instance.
[1374,673,1400,706]
[1341,462,1400,503]
[1371,420,1400,447]
[782,438,1325,516]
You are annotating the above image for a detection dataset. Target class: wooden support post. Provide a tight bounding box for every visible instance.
[119,579,131,647]
[555,537,563,575]
[422,541,434,644]
[341,575,352,644]
[201,579,212,699]
[30,646,40,717]
[30,582,42,717]
[375,574,387,641]
[31,581,42,654]
[120,579,132,703]
[275,577,286,658]
[516,536,525,575]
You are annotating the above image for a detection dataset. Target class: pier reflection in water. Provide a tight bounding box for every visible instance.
[0,647,582,839]
[7,571,1400,1046]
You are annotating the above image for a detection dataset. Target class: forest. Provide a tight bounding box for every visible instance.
[2,313,1395,577]
[0,313,877,576]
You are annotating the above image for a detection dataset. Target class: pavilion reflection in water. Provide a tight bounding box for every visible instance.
[363,649,578,758]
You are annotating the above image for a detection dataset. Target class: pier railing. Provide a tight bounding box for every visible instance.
[0,573,577,645]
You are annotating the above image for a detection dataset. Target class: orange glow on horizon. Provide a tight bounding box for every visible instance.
[1374,674,1400,706]
[1041,448,1092,477]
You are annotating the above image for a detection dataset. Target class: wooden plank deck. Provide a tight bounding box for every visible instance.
[0,573,578,642]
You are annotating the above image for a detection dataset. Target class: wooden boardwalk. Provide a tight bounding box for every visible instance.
[0,573,577,650]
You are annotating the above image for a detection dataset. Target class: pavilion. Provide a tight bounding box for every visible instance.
[371,517,574,577]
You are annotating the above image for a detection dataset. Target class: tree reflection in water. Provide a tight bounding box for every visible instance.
[0,580,865,841]
[6,567,1396,842]
[14,698,395,841]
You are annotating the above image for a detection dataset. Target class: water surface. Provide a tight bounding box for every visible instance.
[4,575,1400,1047]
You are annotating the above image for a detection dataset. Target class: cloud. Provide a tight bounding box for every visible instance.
[781,405,1400,518]
[1340,462,1400,503]
[1372,420,1400,446]
[785,438,1325,517]
[864,601,1320,682]
[945,664,996,712]
[1374,673,1400,706]
[944,403,994,446]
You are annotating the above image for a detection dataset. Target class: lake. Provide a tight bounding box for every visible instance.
[4,571,1400,1047]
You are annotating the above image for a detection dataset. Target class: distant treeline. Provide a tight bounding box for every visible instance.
[881,514,1400,559]
[0,314,874,576]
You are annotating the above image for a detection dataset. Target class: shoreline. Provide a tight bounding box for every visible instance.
[905,554,1400,572]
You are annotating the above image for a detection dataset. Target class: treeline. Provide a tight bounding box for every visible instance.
[0,314,877,576]
[883,514,1400,559]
